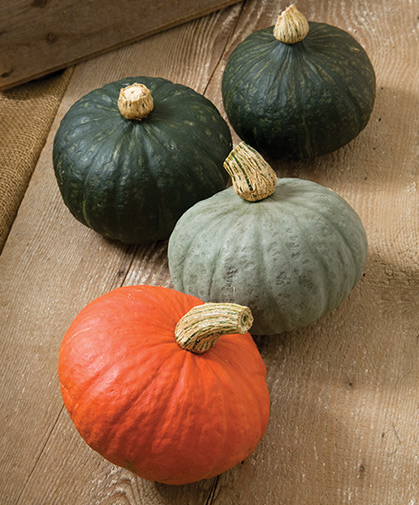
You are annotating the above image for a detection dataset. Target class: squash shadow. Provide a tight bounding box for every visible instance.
[100,235,173,287]
[363,247,419,291]
[151,477,218,503]
[263,84,418,190]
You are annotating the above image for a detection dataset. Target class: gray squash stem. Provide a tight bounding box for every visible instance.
[223,142,277,202]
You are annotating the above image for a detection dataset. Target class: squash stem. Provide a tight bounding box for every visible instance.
[118,83,154,120]
[273,4,309,44]
[175,303,253,354]
[223,142,277,202]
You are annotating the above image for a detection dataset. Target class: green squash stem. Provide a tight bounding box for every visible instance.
[223,142,277,202]
[118,83,154,120]
[175,302,254,354]
[273,4,309,44]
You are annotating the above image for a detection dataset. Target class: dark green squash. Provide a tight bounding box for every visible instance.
[222,5,376,160]
[168,143,368,335]
[53,76,232,244]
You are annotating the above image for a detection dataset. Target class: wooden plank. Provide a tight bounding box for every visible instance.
[0,5,243,505]
[1,0,418,504]
[0,0,241,90]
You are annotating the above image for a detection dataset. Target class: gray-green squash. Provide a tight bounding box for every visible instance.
[221,5,376,160]
[53,77,232,244]
[168,142,368,335]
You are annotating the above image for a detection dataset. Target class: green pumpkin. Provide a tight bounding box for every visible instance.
[168,143,368,335]
[221,5,376,160]
[53,76,232,244]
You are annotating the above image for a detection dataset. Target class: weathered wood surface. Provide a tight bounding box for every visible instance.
[0,0,241,90]
[1,1,418,504]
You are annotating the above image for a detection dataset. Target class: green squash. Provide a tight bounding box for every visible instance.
[53,77,232,244]
[168,143,368,335]
[222,5,376,160]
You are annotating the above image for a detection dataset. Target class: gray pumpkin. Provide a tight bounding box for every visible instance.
[168,143,368,335]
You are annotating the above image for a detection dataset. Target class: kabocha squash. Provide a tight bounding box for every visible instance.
[53,77,232,244]
[58,285,270,485]
[222,5,376,160]
[168,143,368,335]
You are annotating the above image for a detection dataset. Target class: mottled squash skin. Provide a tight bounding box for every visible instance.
[168,179,368,335]
[222,22,376,160]
[53,76,232,244]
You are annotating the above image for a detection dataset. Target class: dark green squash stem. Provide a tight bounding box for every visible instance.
[273,4,309,44]
[118,83,154,120]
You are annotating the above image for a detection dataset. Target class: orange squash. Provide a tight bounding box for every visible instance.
[58,285,270,485]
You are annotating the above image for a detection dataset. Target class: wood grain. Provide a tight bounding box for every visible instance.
[1,0,418,504]
[0,0,241,90]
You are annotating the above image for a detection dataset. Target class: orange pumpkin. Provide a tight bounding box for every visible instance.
[58,285,270,485]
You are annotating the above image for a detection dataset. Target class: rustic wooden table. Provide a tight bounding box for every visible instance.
[1,1,418,504]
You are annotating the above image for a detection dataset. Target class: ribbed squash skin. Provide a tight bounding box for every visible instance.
[222,22,376,160]
[168,180,368,335]
[58,285,270,485]
[53,76,232,244]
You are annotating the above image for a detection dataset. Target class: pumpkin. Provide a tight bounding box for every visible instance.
[53,77,232,244]
[168,143,368,335]
[221,5,376,160]
[58,285,270,485]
